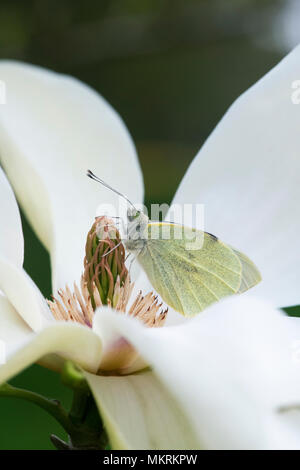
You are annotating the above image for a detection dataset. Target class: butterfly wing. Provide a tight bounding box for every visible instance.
[231,248,262,294]
[137,223,260,316]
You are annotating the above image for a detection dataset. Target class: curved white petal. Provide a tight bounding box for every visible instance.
[92,307,148,374]
[84,370,200,450]
[92,308,139,372]
[0,256,52,331]
[0,165,49,332]
[169,45,300,307]
[0,61,144,291]
[0,167,23,266]
[0,321,103,384]
[0,295,31,356]
[91,297,300,449]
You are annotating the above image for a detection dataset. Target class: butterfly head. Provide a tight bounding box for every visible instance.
[86,171,149,252]
[127,207,141,222]
[126,208,149,251]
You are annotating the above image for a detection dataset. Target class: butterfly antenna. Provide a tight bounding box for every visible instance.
[87,170,136,210]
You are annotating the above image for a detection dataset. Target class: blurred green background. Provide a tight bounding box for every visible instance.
[0,0,298,449]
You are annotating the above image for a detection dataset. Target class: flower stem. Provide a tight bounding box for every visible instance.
[0,382,74,435]
[0,373,108,450]
[69,388,89,426]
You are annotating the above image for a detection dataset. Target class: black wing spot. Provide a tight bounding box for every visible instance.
[205,232,218,241]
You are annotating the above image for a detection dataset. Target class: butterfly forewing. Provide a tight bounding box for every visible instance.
[137,223,244,316]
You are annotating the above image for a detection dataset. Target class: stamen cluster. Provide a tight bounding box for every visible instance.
[48,216,167,327]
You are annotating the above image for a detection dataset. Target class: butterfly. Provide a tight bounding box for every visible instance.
[87,170,261,316]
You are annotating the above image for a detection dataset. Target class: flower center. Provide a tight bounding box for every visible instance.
[47,216,168,328]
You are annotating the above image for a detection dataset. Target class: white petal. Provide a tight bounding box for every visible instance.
[0,166,23,266]
[0,164,49,332]
[0,294,31,356]
[169,45,300,307]
[0,256,52,331]
[0,61,144,291]
[0,321,102,384]
[92,308,139,372]
[92,297,300,449]
[84,370,200,450]
[92,307,147,373]
[0,295,61,384]
[266,411,300,450]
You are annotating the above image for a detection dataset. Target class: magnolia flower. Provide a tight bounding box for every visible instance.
[0,44,300,450]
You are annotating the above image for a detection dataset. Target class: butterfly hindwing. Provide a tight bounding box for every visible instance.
[231,248,262,294]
